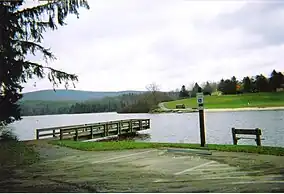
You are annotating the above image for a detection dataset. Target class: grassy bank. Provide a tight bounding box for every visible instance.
[51,140,284,156]
[0,141,39,167]
[164,92,284,109]
[0,140,39,186]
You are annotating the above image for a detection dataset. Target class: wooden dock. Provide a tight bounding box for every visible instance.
[36,119,150,141]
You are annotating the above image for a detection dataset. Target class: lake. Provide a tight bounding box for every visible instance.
[7,110,284,147]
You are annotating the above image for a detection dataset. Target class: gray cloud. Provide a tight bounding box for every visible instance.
[215,2,284,46]
[22,1,284,92]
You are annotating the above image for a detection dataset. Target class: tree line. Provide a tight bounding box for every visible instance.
[20,70,284,116]
[20,89,178,116]
[179,69,284,98]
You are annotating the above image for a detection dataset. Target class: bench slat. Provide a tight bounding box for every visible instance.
[233,128,261,135]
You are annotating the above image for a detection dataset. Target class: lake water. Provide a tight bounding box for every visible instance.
[7,110,284,147]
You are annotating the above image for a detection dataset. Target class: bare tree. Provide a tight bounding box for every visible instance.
[146,82,160,105]
[186,82,195,91]
[186,82,195,98]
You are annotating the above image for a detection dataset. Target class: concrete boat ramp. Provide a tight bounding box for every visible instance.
[2,143,283,193]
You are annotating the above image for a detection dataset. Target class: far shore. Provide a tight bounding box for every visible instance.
[155,104,284,113]
[205,106,284,112]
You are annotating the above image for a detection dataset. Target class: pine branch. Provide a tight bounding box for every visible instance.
[23,61,78,89]
[15,0,90,24]
[12,40,56,61]
[15,1,58,17]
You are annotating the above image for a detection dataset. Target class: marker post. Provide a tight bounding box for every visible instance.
[196,89,206,147]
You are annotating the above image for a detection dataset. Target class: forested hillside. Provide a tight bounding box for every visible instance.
[20,69,284,116]
[20,91,179,116]
[21,90,144,101]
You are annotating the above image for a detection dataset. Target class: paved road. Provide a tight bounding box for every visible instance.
[158,102,170,110]
[3,145,282,193]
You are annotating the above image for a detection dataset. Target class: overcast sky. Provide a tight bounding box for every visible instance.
[22,0,284,93]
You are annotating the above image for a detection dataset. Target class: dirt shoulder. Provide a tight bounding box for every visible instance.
[1,141,284,192]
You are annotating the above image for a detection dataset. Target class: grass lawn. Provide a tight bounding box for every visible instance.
[51,140,284,156]
[164,92,284,109]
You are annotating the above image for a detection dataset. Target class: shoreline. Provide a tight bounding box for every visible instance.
[155,104,284,113]
[205,106,284,112]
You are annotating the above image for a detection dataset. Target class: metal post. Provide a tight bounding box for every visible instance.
[197,88,206,147]
[198,105,206,147]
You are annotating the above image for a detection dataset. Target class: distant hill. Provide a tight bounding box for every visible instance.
[21,89,145,101]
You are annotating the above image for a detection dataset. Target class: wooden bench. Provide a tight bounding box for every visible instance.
[232,128,263,146]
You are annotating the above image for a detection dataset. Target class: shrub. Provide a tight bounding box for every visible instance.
[0,129,18,142]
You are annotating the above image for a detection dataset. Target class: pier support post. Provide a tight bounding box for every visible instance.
[104,124,108,137]
[117,122,121,135]
[129,120,133,133]
[60,129,63,140]
[75,129,78,141]
[139,120,142,130]
[90,127,93,139]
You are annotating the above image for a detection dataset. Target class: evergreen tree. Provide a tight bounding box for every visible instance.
[269,70,284,92]
[179,85,189,98]
[203,81,213,95]
[0,0,89,125]
[242,76,252,93]
[230,76,237,94]
[191,83,201,97]
[218,79,225,94]
[255,74,270,92]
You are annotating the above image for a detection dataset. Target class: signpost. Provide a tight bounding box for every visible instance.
[196,89,206,147]
[196,93,204,106]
